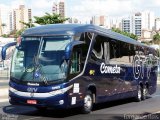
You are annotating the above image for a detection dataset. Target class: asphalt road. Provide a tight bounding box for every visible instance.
[0,84,160,120]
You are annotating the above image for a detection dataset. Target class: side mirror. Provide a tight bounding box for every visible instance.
[1,42,17,61]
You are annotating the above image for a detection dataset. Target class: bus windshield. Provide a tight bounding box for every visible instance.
[11,36,71,84]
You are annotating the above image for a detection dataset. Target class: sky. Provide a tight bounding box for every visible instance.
[0,0,160,23]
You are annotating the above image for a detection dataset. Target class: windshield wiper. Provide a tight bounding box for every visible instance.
[20,55,48,85]
[32,55,49,85]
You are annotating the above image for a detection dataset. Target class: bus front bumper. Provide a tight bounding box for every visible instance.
[9,91,69,109]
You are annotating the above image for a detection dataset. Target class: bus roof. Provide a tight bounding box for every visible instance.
[22,24,148,47]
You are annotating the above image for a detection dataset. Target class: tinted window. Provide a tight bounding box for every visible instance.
[91,35,136,65]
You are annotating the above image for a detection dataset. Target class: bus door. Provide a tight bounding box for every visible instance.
[70,46,82,77]
[67,44,86,105]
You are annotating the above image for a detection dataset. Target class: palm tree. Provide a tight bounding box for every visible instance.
[34,12,69,25]
[20,19,35,28]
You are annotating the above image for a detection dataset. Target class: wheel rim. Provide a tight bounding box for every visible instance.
[143,87,148,97]
[84,95,92,109]
[138,88,141,100]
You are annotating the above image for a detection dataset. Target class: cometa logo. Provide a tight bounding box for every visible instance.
[100,63,121,74]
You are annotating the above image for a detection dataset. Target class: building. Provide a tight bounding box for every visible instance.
[91,16,121,29]
[133,12,142,36]
[52,1,65,18]
[13,5,32,31]
[122,13,142,37]
[155,18,160,31]
[122,18,131,33]
[52,2,58,14]
[141,29,153,42]
[141,11,155,30]
[28,8,32,21]
[105,17,121,29]
[121,11,155,38]
[91,16,106,26]
[9,12,13,33]
[0,8,11,34]
[68,18,79,23]
[59,2,65,18]
[0,5,31,35]
[121,12,146,37]
[91,16,99,25]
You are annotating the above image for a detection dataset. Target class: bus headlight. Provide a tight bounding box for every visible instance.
[50,89,64,96]
[9,87,17,92]
[49,85,73,96]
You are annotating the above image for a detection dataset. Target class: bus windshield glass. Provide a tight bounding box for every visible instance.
[11,36,71,84]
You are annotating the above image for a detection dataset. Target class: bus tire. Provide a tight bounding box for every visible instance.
[135,85,142,102]
[81,91,93,114]
[142,85,148,100]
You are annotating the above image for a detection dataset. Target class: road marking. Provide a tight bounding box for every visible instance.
[23,117,42,120]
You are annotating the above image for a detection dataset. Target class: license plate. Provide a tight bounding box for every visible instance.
[27,100,37,104]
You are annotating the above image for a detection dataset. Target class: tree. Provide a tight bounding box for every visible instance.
[153,33,160,44]
[130,33,138,40]
[15,28,26,38]
[20,19,35,28]
[34,12,69,25]
[112,28,138,40]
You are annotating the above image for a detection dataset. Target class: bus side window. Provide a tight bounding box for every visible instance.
[70,47,81,74]
[91,35,104,63]
[109,40,119,64]
[104,42,110,64]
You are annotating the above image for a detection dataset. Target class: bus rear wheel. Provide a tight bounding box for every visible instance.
[81,91,93,114]
[142,85,148,100]
[135,85,143,102]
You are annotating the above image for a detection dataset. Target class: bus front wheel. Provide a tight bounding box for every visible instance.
[81,91,93,114]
